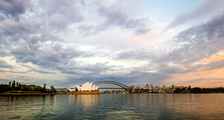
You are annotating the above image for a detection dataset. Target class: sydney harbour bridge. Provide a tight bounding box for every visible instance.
[56,81,131,92]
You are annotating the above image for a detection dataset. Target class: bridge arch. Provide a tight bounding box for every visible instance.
[93,81,130,90]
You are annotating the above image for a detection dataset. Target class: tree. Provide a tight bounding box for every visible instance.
[50,86,56,93]
[30,86,35,92]
[188,85,191,92]
[12,81,15,89]
[8,81,11,86]
[35,86,43,92]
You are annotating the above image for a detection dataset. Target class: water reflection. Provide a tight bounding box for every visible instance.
[67,94,99,110]
[0,95,57,119]
[163,94,224,119]
[0,94,224,119]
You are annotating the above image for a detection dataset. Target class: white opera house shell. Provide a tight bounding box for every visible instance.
[75,82,99,91]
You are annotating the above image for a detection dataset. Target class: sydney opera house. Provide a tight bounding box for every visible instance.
[75,82,99,91]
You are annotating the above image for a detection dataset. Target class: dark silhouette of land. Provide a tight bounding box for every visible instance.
[174,86,224,93]
[0,81,56,95]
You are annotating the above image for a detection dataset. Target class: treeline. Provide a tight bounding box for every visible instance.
[174,86,224,93]
[0,81,56,93]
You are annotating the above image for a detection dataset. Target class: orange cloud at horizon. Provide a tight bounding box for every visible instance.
[198,53,224,64]
[172,67,224,88]
[209,54,224,61]
[189,82,224,88]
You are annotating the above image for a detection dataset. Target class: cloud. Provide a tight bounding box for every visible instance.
[116,48,156,60]
[118,13,224,64]
[181,77,224,85]
[163,13,224,65]
[36,0,83,30]
[114,13,224,84]
[164,0,224,31]
[0,60,13,68]
[0,0,32,21]
[202,59,224,71]
[0,0,223,87]
[97,1,150,35]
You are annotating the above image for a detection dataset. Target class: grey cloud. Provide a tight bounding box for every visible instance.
[165,0,224,31]
[0,0,32,21]
[116,49,156,60]
[27,69,55,74]
[97,2,150,35]
[0,20,40,37]
[13,46,83,69]
[58,62,112,75]
[0,14,6,21]
[163,13,224,65]
[181,59,224,75]
[0,70,26,74]
[37,0,83,30]
[114,13,224,83]
[1,0,224,87]
[0,0,120,85]
[21,64,56,74]
[135,28,150,35]
[64,71,160,87]
[0,18,100,75]
[118,13,224,65]
[203,59,224,71]
[11,45,36,56]
[52,43,64,51]
[77,24,96,35]
[181,77,224,85]
[0,60,13,68]
[158,67,182,74]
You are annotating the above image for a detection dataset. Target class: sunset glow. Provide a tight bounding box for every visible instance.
[0,0,224,88]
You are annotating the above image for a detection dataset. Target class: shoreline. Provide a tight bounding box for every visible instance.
[0,93,56,96]
[71,90,104,94]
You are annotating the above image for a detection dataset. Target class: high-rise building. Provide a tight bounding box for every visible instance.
[150,84,153,89]
[12,81,15,88]
[163,85,166,89]
[159,85,162,90]
[131,86,135,93]
[146,84,149,89]
[171,84,175,89]
[44,83,46,92]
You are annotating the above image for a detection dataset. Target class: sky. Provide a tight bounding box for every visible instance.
[0,0,224,88]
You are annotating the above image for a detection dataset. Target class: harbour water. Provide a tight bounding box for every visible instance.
[0,94,224,120]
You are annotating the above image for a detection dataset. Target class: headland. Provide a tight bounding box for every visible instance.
[0,93,56,96]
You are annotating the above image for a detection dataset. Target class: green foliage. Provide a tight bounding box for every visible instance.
[0,81,52,93]
[0,84,12,93]
[174,87,224,93]
[35,86,43,91]
[50,85,56,93]
[30,86,35,92]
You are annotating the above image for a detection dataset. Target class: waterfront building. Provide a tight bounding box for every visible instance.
[176,86,184,89]
[136,86,141,89]
[171,84,175,89]
[163,85,166,90]
[150,84,153,89]
[159,85,162,90]
[67,88,76,92]
[75,82,99,91]
[146,84,149,89]
[131,86,135,93]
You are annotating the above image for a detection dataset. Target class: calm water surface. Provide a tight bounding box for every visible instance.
[0,94,224,120]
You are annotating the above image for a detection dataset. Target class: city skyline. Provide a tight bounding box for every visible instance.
[0,0,224,88]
